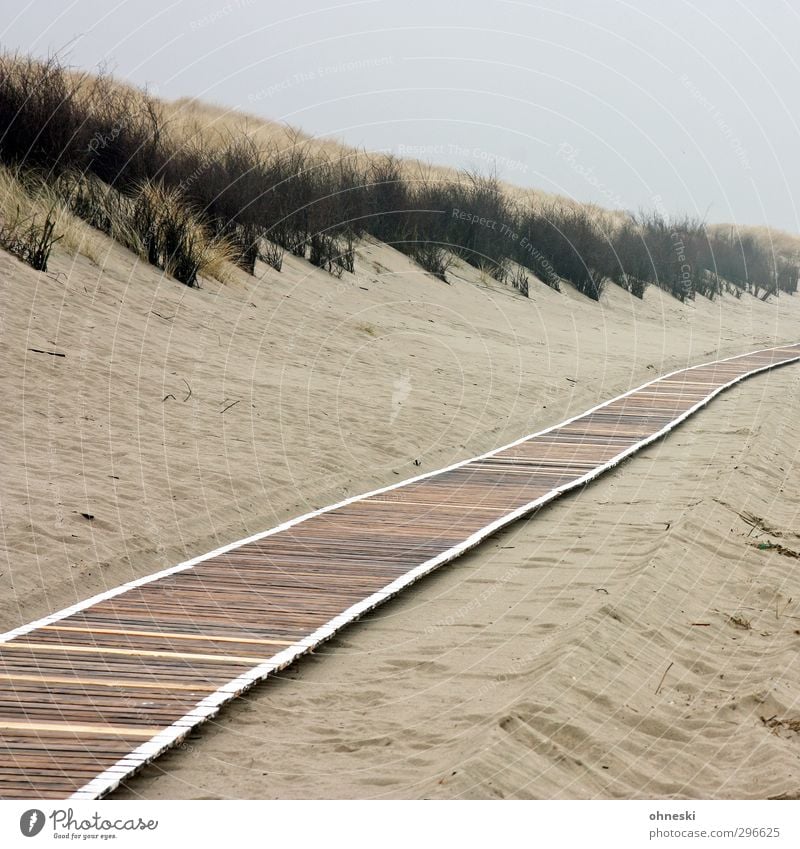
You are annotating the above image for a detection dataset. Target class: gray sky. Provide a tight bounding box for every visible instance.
[3,0,799,232]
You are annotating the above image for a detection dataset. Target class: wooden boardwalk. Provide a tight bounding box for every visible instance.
[2,343,799,799]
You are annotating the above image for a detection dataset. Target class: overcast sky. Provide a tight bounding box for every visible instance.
[3,0,799,232]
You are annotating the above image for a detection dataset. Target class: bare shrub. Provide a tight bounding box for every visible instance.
[409,243,454,282]
[510,205,607,300]
[336,230,356,274]
[259,238,284,272]
[309,233,342,277]
[364,155,410,243]
[308,230,355,277]
[510,264,530,297]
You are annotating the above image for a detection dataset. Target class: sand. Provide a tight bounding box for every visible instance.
[1,232,799,798]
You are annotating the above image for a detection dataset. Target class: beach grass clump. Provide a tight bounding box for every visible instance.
[0,195,60,270]
[0,165,107,269]
[55,171,234,285]
[131,181,235,286]
[55,170,142,255]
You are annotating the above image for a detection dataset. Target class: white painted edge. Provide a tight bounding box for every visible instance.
[3,343,799,800]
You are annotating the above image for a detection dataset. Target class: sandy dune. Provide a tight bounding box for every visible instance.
[1,231,799,798]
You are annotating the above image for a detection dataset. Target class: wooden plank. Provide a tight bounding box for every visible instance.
[41,625,296,647]
[0,673,217,692]
[1,642,269,665]
[0,721,159,738]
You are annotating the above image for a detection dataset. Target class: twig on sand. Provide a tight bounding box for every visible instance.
[28,348,65,357]
[182,378,192,402]
[163,393,176,402]
[740,512,760,537]
[220,400,240,415]
[655,661,674,695]
[151,310,176,321]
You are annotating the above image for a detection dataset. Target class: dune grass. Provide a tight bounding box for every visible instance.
[0,52,797,300]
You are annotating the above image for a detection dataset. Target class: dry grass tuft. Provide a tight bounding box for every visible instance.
[131,182,237,286]
[355,321,377,337]
[0,165,104,267]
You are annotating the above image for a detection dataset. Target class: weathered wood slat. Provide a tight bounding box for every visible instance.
[1,343,798,799]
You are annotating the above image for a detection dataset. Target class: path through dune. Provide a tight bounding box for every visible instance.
[112,365,800,800]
